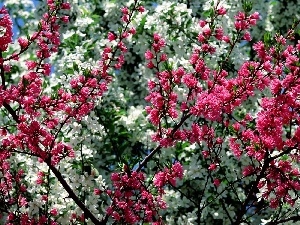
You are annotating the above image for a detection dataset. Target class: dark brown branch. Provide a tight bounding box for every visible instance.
[136,113,191,172]
[270,215,300,224]
[46,162,104,224]
[136,145,162,172]
[1,50,20,123]
[233,152,271,225]
[3,102,20,123]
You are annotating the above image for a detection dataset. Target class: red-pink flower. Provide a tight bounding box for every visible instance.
[208,163,218,171]
[121,7,129,15]
[213,179,221,187]
[217,6,227,15]
[172,162,184,179]
[0,7,13,51]
[153,171,166,188]
[243,31,251,41]
[199,20,206,28]
[145,49,154,60]
[137,6,145,13]
[61,2,71,10]
[60,15,69,23]
[107,32,116,41]
[18,37,28,49]
[50,208,58,216]
[242,165,255,177]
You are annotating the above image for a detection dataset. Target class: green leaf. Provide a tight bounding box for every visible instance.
[280,154,289,161]
[203,10,210,18]
[163,61,173,71]
[38,21,42,30]
[136,15,147,35]
[263,31,273,47]
[242,0,253,13]
[228,125,236,135]
[270,0,278,6]
[73,62,79,73]
[246,120,256,129]
[64,68,74,75]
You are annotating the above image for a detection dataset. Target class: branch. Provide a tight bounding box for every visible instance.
[5,105,102,223]
[233,151,271,225]
[1,51,20,123]
[136,145,161,172]
[135,113,190,172]
[3,102,20,123]
[46,162,105,224]
[268,215,300,224]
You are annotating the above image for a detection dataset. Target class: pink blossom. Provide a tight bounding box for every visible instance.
[160,53,168,62]
[50,208,58,216]
[242,165,255,177]
[198,34,206,42]
[147,61,155,69]
[25,60,37,70]
[182,73,198,88]
[243,31,251,41]
[214,27,223,40]
[129,27,136,34]
[122,15,129,22]
[229,137,242,158]
[145,49,154,60]
[222,35,230,43]
[0,7,13,51]
[198,20,206,28]
[217,6,227,15]
[208,163,217,171]
[61,2,71,10]
[60,16,69,23]
[213,179,221,187]
[250,12,260,20]
[172,162,184,179]
[18,37,28,49]
[270,198,279,209]
[202,27,211,36]
[202,150,210,158]
[121,7,129,15]
[3,64,11,72]
[138,6,145,13]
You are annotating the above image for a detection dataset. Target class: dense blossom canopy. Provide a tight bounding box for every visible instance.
[0,0,300,224]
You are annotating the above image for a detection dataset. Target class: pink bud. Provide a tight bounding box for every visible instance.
[208,163,218,171]
[129,27,136,35]
[217,6,227,15]
[202,27,211,36]
[60,16,69,23]
[160,53,168,62]
[18,37,28,49]
[61,2,71,10]
[213,178,221,187]
[243,31,251,41]
[199,20,206,28]
[94,188,102,195]
[138,6,145,13]
[222,35,230,43]
[121,7,129,15]
[107,32,116,41]
[50,208,58,216]
[202,150,210,158]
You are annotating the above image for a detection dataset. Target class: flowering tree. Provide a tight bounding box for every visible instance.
[1,0,300,224]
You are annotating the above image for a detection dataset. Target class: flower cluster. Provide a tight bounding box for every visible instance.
[106,169,166,224]
[143,1,300,223]
[0,7,13,52]
[153,162,184,193]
